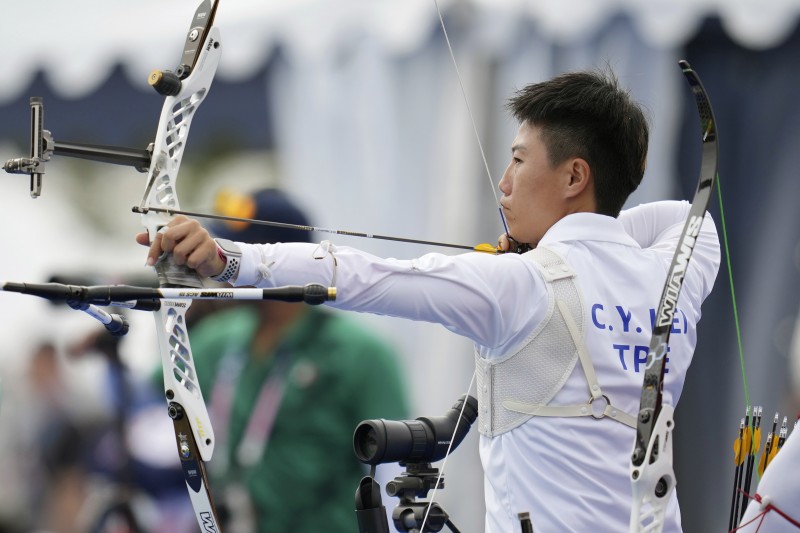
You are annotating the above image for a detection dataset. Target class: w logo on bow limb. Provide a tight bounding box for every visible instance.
[657,214,704,329]
[201,512,219,532]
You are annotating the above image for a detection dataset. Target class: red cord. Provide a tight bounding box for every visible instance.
[730,491,800,531]
[753,493,800,528]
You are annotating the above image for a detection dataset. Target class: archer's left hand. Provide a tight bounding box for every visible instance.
[135,216,226,278]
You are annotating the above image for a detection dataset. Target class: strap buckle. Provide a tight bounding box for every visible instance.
[588,394,611,420]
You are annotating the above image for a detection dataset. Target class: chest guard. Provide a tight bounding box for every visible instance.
[475,247,637,437]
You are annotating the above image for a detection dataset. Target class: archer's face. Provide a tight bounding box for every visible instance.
[498,122,573,247]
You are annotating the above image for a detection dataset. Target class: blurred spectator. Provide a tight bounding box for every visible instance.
[23,341,94,533]
[67,330,193,533]
[16,333,195,533]
[161,187,409,532]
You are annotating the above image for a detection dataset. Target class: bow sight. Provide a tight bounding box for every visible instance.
[2,96,155,197]
[2,0,219,198]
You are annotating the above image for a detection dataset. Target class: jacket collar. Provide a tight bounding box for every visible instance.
[538,212,640,248]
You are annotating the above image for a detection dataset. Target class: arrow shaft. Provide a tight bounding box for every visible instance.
[133,205,483,252]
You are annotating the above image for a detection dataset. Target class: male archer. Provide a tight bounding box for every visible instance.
[139,69,721,532]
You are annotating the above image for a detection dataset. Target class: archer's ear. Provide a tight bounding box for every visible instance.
[565,158,592,198]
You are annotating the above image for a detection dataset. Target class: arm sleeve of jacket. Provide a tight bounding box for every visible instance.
[618,200,721,303]
[233,243,549,350]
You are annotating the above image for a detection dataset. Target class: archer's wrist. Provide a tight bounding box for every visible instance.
[210,238,242,283]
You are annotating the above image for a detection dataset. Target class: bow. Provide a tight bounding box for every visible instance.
[628,60,719,532]
[124,2,225,528]
[2,1,224,527]
[0,2,328,531]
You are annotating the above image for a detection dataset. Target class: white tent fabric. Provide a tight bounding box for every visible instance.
[3,0,800,103]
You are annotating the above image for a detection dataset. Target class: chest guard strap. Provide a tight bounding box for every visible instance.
[475,247,636,437]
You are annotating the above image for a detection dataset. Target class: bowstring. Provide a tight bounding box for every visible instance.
[420,371,476,532]
[420,3,508,531]
[716,177,749,409]
[432,0,510,237]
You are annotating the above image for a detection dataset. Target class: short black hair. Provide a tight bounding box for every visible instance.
[505,69,648,217]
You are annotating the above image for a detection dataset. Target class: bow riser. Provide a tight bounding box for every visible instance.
[142,25,222,466]
[630,404,675,531]
[142,8,223,531]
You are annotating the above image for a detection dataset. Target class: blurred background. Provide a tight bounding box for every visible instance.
[1,0,800,531]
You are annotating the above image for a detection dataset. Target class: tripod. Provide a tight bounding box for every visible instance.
[385,463,461,533]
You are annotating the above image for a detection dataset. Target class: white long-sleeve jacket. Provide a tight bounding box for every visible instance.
[231,200,721,532]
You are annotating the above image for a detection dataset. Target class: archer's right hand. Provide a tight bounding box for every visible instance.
[497,233,532,254]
